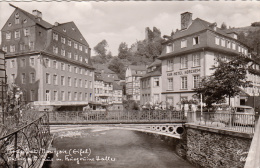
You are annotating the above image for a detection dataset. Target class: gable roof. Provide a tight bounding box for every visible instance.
[52,22,89,46]
[128,65,147,71]
[10,4,52,29]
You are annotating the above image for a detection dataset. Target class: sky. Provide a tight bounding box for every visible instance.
[0,1,260,56]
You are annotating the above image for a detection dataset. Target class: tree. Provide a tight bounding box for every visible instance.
[195,56,252,107]
[118,42,129,59]
[221,22,227,30]
[93,40,108,57]
[108,57,125,79]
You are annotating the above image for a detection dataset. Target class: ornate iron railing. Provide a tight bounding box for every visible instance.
[48,110,186,124]
[187,111,256,134]
[0,113,51,168]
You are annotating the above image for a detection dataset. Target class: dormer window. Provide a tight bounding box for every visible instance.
[72,27,75,31]
[61,37,66,44]
[166,43,173,53]
[23,19,27,23]
[8,23,12,27]
[181,39,187,48]
[193,36,199,45]
[15,18,19,24]
[215,37,220,45]
[15,13,19,17]
[63,29,66,32]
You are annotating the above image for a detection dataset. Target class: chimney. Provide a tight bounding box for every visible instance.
[54,22,59,26]
[32,10,42,19]
[181,12,192,30]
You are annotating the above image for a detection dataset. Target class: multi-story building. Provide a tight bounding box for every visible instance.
[0,50,6,111]
[125,65,146,102]
[140,59,162,106]
[1,5,94,111]
[158,12,260,107]
[94,70,123,111]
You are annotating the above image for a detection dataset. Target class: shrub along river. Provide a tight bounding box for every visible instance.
[43,128,194,168]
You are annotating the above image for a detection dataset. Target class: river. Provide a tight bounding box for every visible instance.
[43,128,195,168]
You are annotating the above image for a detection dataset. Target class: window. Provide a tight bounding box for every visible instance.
[221,39,225,47]
[2,46,7,52]
[79,92,82,100]
[53,46,58,54]
[79,56,82,62]
[61,91,65,101]
[154,77,159,87]
[21,58,26,67]
[53,60,58,69]
[68,40,71,46]
[85,80,88,88]
[29,42,34,50]
[10,59,15,68]
[167,59,174,71]
[193,36,199,45]
[85,93,88,101]
[74,67,78,73]
[215,37,220,45]
[61,37,66,44]
[79,45,82,51]
[192,53,200,67]
[74,43,78,49]
[15,18,20,24]
[167,78,173,90]
[74,92,78,101]
[15,30,20,39]
[10,45,15,52]
[79,68,82,74]
[24,28,30,36]
[30,90,35,101]
[166,97,173,106]
[21,73,26,84]
[85,58,89,64]
[68,77,71,86]
[68,52,72,58]
[232,42,236,50]
[79,79,82,87]
[89,71,93,76]
[238,46,241,52]
[61,63,65,70]
[75,78,78,87]
[85,69,88,75]
[181,39,187,48]
[53,75,58,85]
[61,76,65,86]
[45,90,50,101]
[61,49,65,56]
[193,75,200,88]
[19,43,25,51]
[74,54,78,60]
[227,41,231,48]
[89,81,92,89]
[53,33,58,41]
[6,32,11,40]
[11,74,15,83]
[181,56,188,69]
[45,59,50,67]
[54,91,58,101]
[46,73,50,84]
[68,92,71,101]
[68,64,71,72]
[166,44,173,53]
[181,76,188,89]
[30,73,35,83]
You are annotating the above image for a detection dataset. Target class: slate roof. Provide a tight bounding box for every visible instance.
[113,82,123,90]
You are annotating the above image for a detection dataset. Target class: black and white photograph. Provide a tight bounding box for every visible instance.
[0,1,260,168]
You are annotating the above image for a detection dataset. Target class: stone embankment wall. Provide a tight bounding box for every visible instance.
[185,124,253,168]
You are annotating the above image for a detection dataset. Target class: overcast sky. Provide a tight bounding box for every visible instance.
[0,1,259,56]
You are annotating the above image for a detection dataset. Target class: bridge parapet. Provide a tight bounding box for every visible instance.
[0,114,52,168]
[48,110,186,124]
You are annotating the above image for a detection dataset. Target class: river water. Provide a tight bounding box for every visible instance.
[43,128,195,168]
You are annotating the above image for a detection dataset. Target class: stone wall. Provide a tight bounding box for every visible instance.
[185,124,252,168]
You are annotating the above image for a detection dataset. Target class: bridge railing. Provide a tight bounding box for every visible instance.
[0,113,51,168]
[48,110,186,124]
[187,111,256,134]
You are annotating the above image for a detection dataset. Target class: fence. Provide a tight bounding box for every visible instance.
[187,111,257,134]
[48,110,186,124]
[0,113,51,168]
